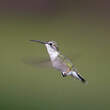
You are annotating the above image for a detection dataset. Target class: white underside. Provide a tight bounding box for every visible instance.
[45,44,59,61]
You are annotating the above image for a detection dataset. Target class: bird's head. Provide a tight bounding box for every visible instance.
[30,40,59,51]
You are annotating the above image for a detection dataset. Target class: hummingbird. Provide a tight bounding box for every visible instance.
[30,40,87,83]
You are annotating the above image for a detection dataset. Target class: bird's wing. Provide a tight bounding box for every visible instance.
[22,57,52,68]
[58,54,74,70]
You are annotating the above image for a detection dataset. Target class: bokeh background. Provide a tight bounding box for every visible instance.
[0,0,110,110]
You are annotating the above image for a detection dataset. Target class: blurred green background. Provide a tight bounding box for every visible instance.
[0,0,110,110]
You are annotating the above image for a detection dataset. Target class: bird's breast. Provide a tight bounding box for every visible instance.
[45,44,59,60]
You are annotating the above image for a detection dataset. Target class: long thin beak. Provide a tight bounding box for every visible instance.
[30,40,47,44]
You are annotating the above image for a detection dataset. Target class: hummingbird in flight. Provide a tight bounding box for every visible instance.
[30,40,87,83]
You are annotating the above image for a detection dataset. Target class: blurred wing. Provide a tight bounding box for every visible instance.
[22,52,81,69]
[66,52,81,62]
[58,54,73,68]
[57,52,82,72]
[22,57,52,68]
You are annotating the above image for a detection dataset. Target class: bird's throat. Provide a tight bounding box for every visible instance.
[45,44,59,61]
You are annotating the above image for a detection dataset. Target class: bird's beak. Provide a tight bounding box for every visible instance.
[30,40,47,44]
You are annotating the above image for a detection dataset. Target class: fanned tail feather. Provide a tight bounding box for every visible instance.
[72,71,87,84]
[77,73,86,83]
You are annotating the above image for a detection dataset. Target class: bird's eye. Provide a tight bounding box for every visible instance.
[49,43,52,46]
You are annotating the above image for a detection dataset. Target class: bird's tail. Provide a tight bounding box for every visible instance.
[71,71,87,84]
